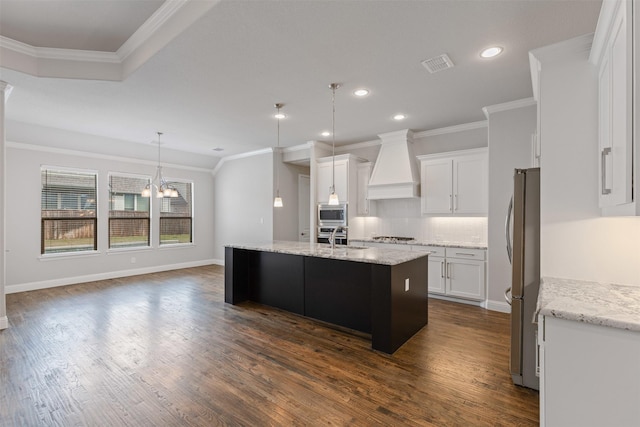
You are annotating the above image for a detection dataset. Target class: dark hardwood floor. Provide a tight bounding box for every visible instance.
[0,265,538,426]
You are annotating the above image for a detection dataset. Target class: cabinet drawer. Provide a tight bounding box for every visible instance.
[445,247,485,260]
[414,245,445,257]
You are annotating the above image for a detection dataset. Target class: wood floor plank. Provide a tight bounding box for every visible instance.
[0,265,538,426]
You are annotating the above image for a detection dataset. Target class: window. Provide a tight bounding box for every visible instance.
[109,174,151,249]
[41,167,97,254]
[160,181,193,245]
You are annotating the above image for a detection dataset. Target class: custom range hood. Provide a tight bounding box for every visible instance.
[368,129,420,199]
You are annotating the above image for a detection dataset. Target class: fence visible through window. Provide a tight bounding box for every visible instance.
[160,181,193,245]
[41,168,97,254]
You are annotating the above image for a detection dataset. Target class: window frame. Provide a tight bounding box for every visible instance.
[40,165,99,256]
[159,179,194,247]
[108,172,152,251]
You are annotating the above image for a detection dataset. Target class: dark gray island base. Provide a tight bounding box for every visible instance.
[224,241,429,354]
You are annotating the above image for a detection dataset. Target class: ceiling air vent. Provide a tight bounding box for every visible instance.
[421,54,454,74]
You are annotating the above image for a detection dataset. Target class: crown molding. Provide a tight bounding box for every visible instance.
[589,0,620,66]
[6,141,213,173]
[117,0,191,61]
[0,0,219,81]
[482,98,536,118]
[529,33,594,64]
[212,147,273,176]
[0,81,14,101]
[414,120,487,138]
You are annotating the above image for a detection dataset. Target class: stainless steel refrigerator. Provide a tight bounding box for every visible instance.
[505,168,540,390]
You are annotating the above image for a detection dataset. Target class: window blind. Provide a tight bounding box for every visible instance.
[41,168,97,254]
[109,174,151,249]
[160,181,193,245]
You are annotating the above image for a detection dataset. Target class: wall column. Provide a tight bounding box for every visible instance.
[0,81,13,330]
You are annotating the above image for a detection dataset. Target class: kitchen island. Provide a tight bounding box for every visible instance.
[225,241,429,354]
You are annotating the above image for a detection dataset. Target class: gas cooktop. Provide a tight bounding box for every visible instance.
[371,236,416,244]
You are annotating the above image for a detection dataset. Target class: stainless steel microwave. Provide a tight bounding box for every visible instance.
[318,203,347,227]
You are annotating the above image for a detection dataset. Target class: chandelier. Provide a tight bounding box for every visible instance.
[141,132,178,198]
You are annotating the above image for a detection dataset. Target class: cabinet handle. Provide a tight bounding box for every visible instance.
[454,252,475,257]
[601,147,612,195]
[454,194,458,211]
[449,194,453,211]
[446,262,451,279]
[440,261,445,278]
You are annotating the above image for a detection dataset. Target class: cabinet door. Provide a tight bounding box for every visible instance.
[445,258,485,300]
[453,153,488,214]
[421,158,453,214]
[599,0,633,208]
[427,256,446,294]
[356,163,371,215]
[317,160,348,204]
[540,316,640,426]
[334,160,348,203]
[317,162,333,204]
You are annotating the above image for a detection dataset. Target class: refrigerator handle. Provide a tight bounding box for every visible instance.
[504,287,512,305]
[505,196,513,265]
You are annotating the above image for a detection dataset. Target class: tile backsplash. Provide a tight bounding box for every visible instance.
[350,199,487,246]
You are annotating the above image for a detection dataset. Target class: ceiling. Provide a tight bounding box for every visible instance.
[0,0,602,163]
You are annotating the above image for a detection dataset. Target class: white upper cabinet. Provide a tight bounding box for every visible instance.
[356,162,375,216]
[420,157,453,214]
[418,148,488,215]
[591,0,637,215]
[316,154,365,222]
[317,158,349,205]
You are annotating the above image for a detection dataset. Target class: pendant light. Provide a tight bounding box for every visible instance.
[328,83,340,205]
[273,103,284,208]
[141,132,179,198]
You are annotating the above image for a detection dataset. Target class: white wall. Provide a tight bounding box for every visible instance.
[5,142,216,293]
[485,101,537,312]
[536,42,640,285]
[212,151,274,261]
[273,152,310,241]
[0,83,9,328]
[413,126,488,156]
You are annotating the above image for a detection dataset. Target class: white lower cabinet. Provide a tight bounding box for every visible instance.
[413,246,486,301]
[539,315,640,426]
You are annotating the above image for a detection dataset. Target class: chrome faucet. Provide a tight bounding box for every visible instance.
[329,226,348,250]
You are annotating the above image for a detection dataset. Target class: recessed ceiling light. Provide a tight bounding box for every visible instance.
[354,88,370,97]
[212,147,224,152]
[480,46,503,59]
[393,114,406,121]
[321,131,331,137]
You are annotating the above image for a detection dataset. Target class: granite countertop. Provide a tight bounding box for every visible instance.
[226,241,430,266]
[537,277,640,332]
[350,238,487,250]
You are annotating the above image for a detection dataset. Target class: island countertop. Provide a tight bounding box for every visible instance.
[537,277,640,332]
[226,240,429,266]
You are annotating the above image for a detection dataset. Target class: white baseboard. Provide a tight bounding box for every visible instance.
[5,259,218,294]
[486,299,511,313]
[428,293,484,307]
[428,294,512,314]
[211,258,224,266]
[0,316,8,330]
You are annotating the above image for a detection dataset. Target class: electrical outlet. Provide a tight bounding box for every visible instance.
[131,257,136,264]
[404,278,410,292]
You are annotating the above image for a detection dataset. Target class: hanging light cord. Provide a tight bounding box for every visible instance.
[331,84,336,195]
[276,105,281,197]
